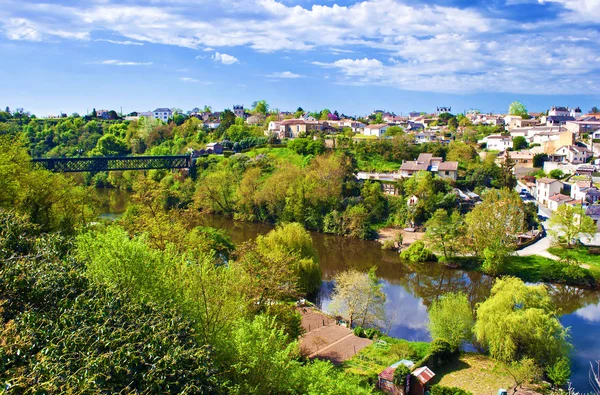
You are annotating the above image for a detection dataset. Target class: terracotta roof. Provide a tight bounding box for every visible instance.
[364,124,389,129]
[412,367,435,384]
[537,177,561,184]
[548,193,574,203]
[379,366,395,382]
[438,161,459,171]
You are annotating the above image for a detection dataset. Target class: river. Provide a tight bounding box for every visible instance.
[95,188,600,392]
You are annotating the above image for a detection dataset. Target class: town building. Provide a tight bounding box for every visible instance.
[571,180,600,204]
[233,105,244,118]
[205,142,223,155]
[548,193,577,212]
[400,153,459,180]
[548,106,571,117]
[550,145,593,164]
[153,108,172,122]
[478,134,512,151]
[363,124,389,138]
[536,178,563,206]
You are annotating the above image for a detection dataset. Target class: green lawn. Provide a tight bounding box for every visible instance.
[342,337,429,380]
[245,147,305,167]
[354,153,402,172]
[433,353,514,395]
[548,246,600,267]
[502,255,597,287]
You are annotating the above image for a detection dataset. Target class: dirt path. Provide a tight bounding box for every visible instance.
[377,227,424,247]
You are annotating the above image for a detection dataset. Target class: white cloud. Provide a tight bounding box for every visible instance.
[212,52,238,65]
[266,71,303,78]
[180,77,199,82]
[2,0,600,94]
[95,38,144,46]
[98,59,153,66]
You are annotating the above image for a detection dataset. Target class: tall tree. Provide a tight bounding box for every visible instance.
[428,292,474,351]
[474,277,570,365]
[329,267,386,328]
[464,189,525,273]
[424,209,464,262]
[548,204,597,247]
[508,101,528,117]
[498,150,517,189]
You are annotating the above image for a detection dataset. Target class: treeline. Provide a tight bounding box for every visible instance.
[0,136,371,393]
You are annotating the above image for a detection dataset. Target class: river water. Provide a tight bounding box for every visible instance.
[95,188,600,392]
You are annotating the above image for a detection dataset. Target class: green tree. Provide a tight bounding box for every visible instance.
[474,277,571,365]
[508,101,528,117]
[319,109,331,120]
[546,356,571,387]
[428,292,473,350]
[549,169,564,179]
[465,189,525,273]
[498,150,517,189]
[548,204,597,247]
[93,134,130,156]
[253,100,269,116]
[505,358,542,395]
[424,209,464,262]
[329,267,386,328]
[384,125,404,137]
[512,136,528,150]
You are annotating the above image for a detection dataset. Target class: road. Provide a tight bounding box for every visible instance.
[514,183,560,260]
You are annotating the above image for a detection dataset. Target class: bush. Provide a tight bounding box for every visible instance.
[400,241,436,263]
[430,384,473,395]
[353,326,366,338]
[546,357,571,387]
[393,364,411,387]
[365,328,382,339]
[390,342,417,360]
[381,239,397,251]
[416,339,456,369]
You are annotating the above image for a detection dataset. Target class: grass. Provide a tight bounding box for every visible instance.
[342,336,429,380]
[548,246,600,267]
[354,153,402,172]
[433,353,514,395]
[245,147,305,167]
[502,255,597,287]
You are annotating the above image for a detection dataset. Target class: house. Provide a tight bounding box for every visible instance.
[414,131,437,144]
[246,115,261,125]
[206,142,223,154]
[548,193,577,212]
[153,108,172,122]
[478,134,512,151]
[571,180,600,204]
[270,119,325,139]
[407,195,419,206]
[551,145,592,164]
[96,109,110,119]
[363,124,389,138]
[509,118,539,130]
[204,121,221,129]
[400,153,459,180]
[233,105,244,118]
[585,205,600,231]
[411,367,436,395]
[546,115,575,127]
[571,107,583,118]
[498,150,535,168]
[338,119,366,132]
[548,106,571,117]
[536,178,563,206]
[300,113,317,122]
[565,117,600,135]
[436,106,451,115]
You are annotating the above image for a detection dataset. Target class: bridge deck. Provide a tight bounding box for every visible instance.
[32,155,192,173]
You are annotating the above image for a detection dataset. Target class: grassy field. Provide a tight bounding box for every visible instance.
[548,246,600,267]
[433,353,514,395]
[355,153,402,172]
[502,255,598,287]
[245,147,306,167]
[342,337,429,380]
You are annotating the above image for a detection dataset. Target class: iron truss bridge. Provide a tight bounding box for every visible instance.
[32,155,193,173]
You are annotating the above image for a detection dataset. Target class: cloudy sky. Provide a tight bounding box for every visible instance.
[1,0,599,116]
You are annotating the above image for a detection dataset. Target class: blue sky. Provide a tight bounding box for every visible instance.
[1,0,599,116]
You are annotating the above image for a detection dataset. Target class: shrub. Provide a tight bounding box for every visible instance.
[381,239,397,251]
[546,357,571,387]
[400,241,436,263]
[390,342,417,360]
[416,339,456,369]
[353,326,366,338]
[365,328,382,339]
[430,384,473,395]
[393,364,412,387]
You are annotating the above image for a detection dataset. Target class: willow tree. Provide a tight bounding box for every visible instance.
[508,101,528,117]
[474,277,571,366]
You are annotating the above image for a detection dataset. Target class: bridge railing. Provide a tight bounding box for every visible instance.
[32,155,192,173]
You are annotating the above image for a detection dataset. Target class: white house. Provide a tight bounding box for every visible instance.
[552,145,593,164]
[153,108,172,122]
[363,124,389,137]
[478,134,512,151]
[536,178,563,206]
[548,106,570,117]
[548,193,577,212]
